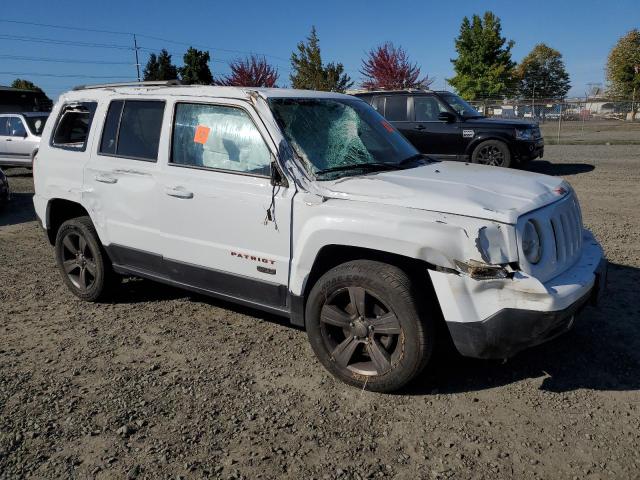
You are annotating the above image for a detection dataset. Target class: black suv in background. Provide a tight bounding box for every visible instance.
[354,90,544,168]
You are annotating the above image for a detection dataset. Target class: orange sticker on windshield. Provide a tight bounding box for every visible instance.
[194,125,210,144]
[381,120,394,133]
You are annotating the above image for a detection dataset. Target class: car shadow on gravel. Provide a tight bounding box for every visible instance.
[526,160,595,176]
[113,278,294,328]
[406,261,640,396]
[0,192,36,227]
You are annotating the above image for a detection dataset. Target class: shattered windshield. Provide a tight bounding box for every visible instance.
[439,93,482,118]
[268,98,420,180]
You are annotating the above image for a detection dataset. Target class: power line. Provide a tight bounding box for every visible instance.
[0,71,132,79]
[0,33,132,50]
[0,54,134,65]
[0,18,132,35]
[0,18,289,62]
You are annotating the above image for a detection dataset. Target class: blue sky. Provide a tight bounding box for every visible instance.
[1,0,638,100]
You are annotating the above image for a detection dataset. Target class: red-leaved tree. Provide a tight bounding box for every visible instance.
[218,55,279,87]
[361,42,432,90]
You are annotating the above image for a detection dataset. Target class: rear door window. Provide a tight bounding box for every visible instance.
[51,102,97,151]
[384,96,408,121]
[99,100,165,161]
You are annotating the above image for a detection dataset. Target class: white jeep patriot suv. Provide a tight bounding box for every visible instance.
[33,82,607,392]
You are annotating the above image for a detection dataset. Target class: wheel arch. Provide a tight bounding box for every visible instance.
[291,244,443,328]
[465,134,514,159]
[45,198,92,245]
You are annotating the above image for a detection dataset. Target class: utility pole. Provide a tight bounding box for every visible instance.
[133,33,141,82]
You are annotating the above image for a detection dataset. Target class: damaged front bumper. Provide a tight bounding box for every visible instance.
[429,230,606,359]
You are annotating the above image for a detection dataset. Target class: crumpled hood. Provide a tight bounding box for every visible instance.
[318,161,568,224]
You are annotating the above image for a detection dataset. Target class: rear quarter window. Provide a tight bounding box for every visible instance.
[51,102,97,152]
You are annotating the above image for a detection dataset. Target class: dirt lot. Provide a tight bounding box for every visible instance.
[539,120,640,145]
[1,145,639,480]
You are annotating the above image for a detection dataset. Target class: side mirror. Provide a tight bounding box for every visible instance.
[23,131,28,138]
[270,160,288,188]
[438,112,456,123]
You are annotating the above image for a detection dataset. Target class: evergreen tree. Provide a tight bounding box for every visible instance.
[143,53,160,81]
[516,44,571,99]
[290,26,352,92]
[448,12,516,100]
[179,47,213,85]
[143,49,178,81]
[606,29,640,98]
[324,62,352,93]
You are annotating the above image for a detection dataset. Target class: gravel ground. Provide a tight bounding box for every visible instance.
[1,145,639,479]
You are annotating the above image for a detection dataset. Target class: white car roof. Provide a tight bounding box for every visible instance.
[59,85,357,103]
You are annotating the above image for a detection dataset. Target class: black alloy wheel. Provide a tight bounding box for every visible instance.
[60,231,98,291]
[320,286,401,376]
[55,216,116,302]
[472,140,511,168]
[306,260,435,392]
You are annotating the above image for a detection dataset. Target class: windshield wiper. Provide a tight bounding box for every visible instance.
[315,162,401,177]
[398,153,428,166]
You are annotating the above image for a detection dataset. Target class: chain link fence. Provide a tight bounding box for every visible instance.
[467,98,640,145]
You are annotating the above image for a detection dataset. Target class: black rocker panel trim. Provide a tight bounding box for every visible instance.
[105,244,290,317]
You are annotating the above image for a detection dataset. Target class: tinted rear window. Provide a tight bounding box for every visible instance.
[384,96,408,121]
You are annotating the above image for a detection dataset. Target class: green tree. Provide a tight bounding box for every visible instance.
[179,47,213,85]
[448,12,516,100]
[144,49,178,81]
[606,29,640,98]
[290,26,352,92]
[516,43,571,99]
[10,78,52,104]
[11,78,43,91]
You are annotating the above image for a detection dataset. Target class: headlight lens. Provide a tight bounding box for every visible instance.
[522,220,542,264]
[515,128,534,140]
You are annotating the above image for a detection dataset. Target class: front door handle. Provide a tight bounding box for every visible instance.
[94,174,118,184]
[165,186,193,199]
[5,138,12,141]
[415,125,426,130]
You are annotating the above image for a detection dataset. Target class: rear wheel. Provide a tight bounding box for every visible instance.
[55,216,116,302]
[305,260,434,392]
[472,140,511,168]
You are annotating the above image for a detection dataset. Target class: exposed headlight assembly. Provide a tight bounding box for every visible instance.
[515,128,534,140]
[522,220,542,264]
[452,259,509,280]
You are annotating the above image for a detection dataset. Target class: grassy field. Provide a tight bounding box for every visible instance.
[540,119,640,145]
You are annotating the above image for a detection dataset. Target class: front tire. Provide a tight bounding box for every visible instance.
[305,260,434,393]
[471,139,511,167]
[55,216,116,302]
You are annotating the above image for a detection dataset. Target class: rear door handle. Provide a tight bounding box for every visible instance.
[5,138,12,141]
[94,174,118,184]
[415,125,426,130]
[165,186,193,199]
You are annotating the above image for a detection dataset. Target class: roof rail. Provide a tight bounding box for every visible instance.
[72,80,182,91]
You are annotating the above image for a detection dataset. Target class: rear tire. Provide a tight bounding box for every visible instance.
[54,216,117,302]
[305,260,434,393]
[471,140,511,168]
